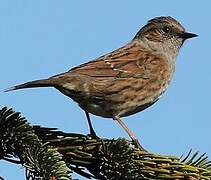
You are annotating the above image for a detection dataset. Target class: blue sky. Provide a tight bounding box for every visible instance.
[0,1,210,179]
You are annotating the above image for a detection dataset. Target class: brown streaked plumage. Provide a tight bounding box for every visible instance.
[5,16,197,150]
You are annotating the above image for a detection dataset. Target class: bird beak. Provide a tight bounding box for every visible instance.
[182,32,198,40]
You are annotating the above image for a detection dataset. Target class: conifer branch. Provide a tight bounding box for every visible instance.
[0,106,211,179]
[0,107,70,180]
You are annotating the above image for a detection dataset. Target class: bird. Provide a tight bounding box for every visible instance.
[5,16,197,150]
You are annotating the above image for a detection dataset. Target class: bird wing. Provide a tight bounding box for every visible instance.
[48,39,168,112]
[67,40,151,79]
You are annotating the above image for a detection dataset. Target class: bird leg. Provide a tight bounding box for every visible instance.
[85,111,97,137]
[113,115,146,151]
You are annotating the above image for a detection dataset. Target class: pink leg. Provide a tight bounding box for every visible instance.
[113,115,145,151]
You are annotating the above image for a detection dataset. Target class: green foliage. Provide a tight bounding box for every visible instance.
[0,106,211,180]
[0,107,70,180]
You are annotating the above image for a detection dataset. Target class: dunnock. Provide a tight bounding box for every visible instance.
[5,16,197,150]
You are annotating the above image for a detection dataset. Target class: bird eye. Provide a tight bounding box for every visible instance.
[162,26,171,33]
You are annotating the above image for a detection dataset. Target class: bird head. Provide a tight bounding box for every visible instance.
[135,16,198,59]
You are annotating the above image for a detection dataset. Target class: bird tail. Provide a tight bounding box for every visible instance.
[4,79,53,92]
